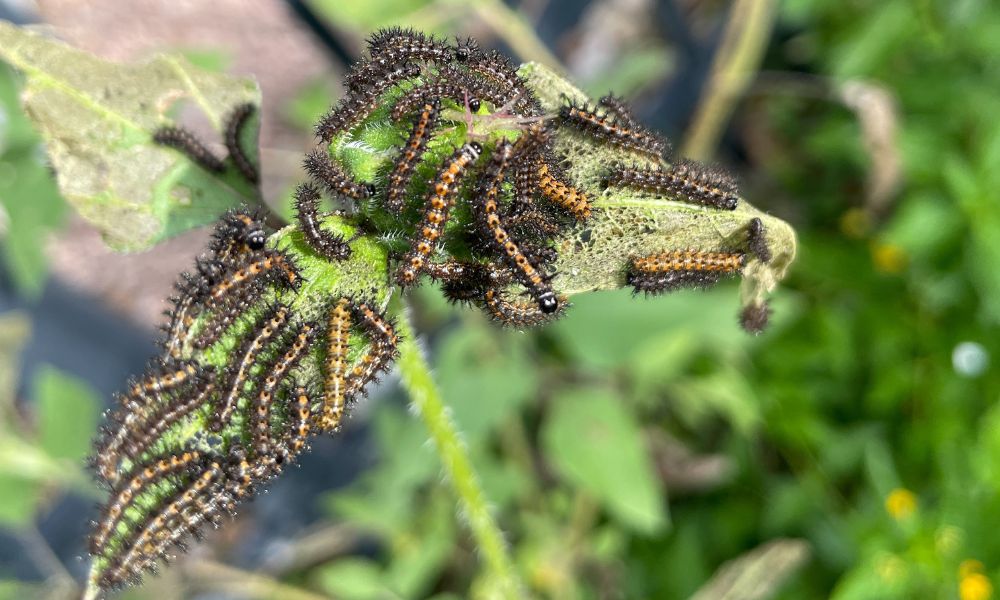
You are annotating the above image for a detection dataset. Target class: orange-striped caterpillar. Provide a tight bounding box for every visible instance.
[250,322,316,461]
[320,298,352,433]
[211,304,289,431]
[628,250,745,295]
[396,142,483,285]
[474,138,558,313]
[390,64,503,121]
[482,287,566,328]
[386,100,440,212]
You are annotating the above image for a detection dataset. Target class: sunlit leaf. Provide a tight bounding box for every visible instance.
[0,21,260,251]
[541,388,667,534]
[33,364,100,461]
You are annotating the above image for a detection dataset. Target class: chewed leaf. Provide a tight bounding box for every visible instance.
[520,62,797,317]
[0,22,261,251]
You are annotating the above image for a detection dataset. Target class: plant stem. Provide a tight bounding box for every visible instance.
[466,0,563,68]
[682,0,777,160]
[392,299,525,598]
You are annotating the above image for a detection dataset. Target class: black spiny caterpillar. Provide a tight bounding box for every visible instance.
[86,27,794,593]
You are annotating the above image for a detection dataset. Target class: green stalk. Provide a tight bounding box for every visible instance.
[391,298,525,598]
[682,0,777,160]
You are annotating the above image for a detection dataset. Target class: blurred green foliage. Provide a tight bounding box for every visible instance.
[0,64,64,298]
[3,0,1000,598]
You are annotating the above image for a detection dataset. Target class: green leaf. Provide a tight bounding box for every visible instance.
[0,64,65,297]
[0,21,261,251]
[521,63,797,315]
[284,78,335,131]
[310,0,433,29]
[384,494,456,598]
[33,365,100,461]
[317,558,396,600]
[551,288,746,371]
[668,368,762,436]
[0,580,42,600]
[0,472,40,526]
[436,327,537,445]
[541,388,667,534]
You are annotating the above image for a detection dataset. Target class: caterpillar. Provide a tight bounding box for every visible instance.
[204,250,300,309]
[316,63,422,141]
[559,100,668,161]
[192,285,264,350]
[294,183,352,260]
[250,322,316,462]
[152,126,226,174]
[740,302,771,334]
[283,387,313,458]
[481,287,566,328]
[223,103,260,184]
[386,100,440,212]
[746,217,771,263]
[211,305,289,432]
[475,138,558,313]
[390,65,503,121]
[605,161,739,211]
[97,458,228,590]
[92,378,216,487]
[319,298,352,433]
[344,302,400,398]
[538,161,591,221]
[396,142,483,285]
[303,148,375,201]
[627,250,745,295]
[89,449,203,555]
[465,49,541,115]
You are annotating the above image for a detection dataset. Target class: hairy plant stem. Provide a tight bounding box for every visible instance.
[391,297,525,598]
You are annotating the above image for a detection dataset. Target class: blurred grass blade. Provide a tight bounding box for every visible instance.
[0,21,260,251]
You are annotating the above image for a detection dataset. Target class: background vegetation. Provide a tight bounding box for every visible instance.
[1,0,998,598]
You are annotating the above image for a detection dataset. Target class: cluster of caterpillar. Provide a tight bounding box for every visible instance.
[90,26,781,592]
[88,206,398,591]
[297,27,582,326]
[297,27,773,328]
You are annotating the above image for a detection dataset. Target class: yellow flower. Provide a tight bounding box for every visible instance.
[885,488,917,520]
[871,242,908,274]
[960,573,992,600]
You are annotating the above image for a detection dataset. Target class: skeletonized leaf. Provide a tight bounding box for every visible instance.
[0,21,261,251]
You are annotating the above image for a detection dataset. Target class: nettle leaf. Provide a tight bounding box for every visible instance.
[0,22,260,251]
[521,63,796,314]
[541,388,668,534]
[33,365,101,461]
